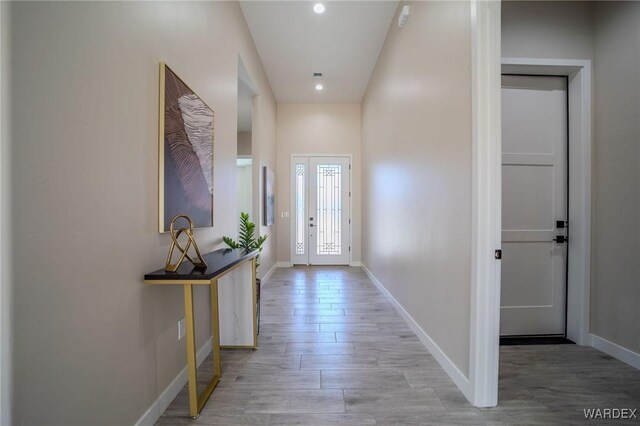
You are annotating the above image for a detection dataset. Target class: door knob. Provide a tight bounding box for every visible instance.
[309,224,315,227]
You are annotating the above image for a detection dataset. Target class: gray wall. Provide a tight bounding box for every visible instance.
[362,1,473,376]
[502,1,593,60]
[1,1,12,423]
[591,1,640,354]
[3,2,277,424]
[503,1,640,355]
[238,132,252,156]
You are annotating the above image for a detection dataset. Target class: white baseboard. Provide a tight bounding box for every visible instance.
[261,262,278,283]
[134,337,213,426]
[361,263,473,402]
[276,261,360,268]
[591,334,640,370]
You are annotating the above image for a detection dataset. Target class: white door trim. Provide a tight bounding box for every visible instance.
[290,154,353,266]
[501,57,592,346]
[469,0,502,408]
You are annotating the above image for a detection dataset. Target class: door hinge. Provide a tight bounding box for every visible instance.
[349,164,351,170]
[349,246,351,252]
[349,191,351,197]
[494,249,502,260]
[349,219,351,224]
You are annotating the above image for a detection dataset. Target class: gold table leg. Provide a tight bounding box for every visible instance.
[211,279,222,377]
[183,283,221,419]
[183,284,199,419]
[252,257,258,350]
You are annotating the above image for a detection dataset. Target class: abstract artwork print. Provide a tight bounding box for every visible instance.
[159,64,214,232]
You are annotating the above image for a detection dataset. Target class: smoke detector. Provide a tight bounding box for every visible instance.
[398,5,410,28]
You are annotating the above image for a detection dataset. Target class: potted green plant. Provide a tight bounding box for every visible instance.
[223,212,267,332]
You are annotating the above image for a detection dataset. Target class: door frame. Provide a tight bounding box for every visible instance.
[501,58,592,347]
[290,154,353,266]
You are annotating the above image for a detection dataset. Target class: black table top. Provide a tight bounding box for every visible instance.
[144,248,258,282]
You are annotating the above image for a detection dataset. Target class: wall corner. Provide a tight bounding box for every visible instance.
[469,0,502,408]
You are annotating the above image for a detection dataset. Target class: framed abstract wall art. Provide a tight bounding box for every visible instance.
[159,63,214,233]
[263,166,275,226]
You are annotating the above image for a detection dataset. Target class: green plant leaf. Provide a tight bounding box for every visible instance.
[223,212,268,270]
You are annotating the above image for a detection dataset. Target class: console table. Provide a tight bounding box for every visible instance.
[144,248,259,418]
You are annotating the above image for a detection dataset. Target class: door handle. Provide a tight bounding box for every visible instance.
[309,224,315,228]
[553,235,567,244]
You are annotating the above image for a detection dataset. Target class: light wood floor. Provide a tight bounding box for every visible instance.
[156,266,640,425]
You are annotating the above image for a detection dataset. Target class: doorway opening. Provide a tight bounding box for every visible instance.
[237,59,257,224]
[291,155,352,266]
[468,52,592,406]
[500,59,592,348]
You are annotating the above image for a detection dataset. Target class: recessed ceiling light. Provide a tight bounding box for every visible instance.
[315,83,324,91]
[313,3,325,14]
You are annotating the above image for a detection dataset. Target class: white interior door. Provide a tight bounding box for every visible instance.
[292,156,351,265]
[500,75,568,336]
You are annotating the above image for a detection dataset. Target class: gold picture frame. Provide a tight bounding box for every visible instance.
[158,63,215,233]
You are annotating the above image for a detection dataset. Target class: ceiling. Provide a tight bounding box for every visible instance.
[240,1,399,103]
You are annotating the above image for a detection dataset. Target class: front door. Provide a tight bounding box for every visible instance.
[500,75,568,336]
[292,156,351,265]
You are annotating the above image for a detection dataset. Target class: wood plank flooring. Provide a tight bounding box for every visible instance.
[156,266,640,425]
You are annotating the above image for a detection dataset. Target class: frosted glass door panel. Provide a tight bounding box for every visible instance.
[309,157,350,265]
[292,159,308,265]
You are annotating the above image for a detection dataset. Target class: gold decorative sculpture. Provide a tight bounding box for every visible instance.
[165,214,208,272]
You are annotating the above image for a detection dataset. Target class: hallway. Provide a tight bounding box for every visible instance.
[156,267,640,425]
[4,2,640,424]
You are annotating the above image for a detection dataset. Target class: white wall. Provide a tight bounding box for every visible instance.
[276,103,361,264]
[237,131,253,223]
[252,95,278,278]
[237,162,253,219]
[591,1,640,355]
[362,1,473,376]
[4,2,276,424]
